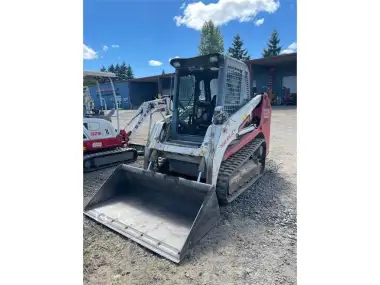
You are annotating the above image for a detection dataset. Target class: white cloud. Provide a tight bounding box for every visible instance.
[180,2,186,10]
[288,42,297,50]
[174,0,280,30]
[254,17,264,26]
[149,60,163,66]
[240,16,254,22]
[281,49,294,54]
[102,45,109,52]
[111,44,120,48]
[281,41,297,54]
[169,56,180,62]
[83,44,98,60]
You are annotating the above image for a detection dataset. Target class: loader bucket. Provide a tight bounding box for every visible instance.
[84,164,220,263]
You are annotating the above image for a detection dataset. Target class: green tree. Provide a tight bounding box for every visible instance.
[114,63,121,79]
[162,69,165,75]
[100,65,107,72]
[126,65,134,79]
[83,78,97,86]
[228,34,250,60]
[262,29,282,57]
[119,61,128,80]
[107,64,116,74]
[198,20,224,55]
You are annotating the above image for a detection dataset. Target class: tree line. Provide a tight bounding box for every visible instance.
[97,20,285,80]
[100,61,134,80]
[198,20,283,59]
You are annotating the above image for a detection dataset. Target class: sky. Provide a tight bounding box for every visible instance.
[83,0,297,78]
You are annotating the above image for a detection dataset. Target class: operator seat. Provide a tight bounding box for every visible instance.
[195,95,216,124]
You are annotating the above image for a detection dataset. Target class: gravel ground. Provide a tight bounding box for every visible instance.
[83,106,297,285]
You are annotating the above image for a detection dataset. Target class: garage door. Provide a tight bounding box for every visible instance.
[282,76,297,93]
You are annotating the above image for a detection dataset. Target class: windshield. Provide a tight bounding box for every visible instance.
[175,69,219,136]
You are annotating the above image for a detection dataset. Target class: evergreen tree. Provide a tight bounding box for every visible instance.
[262,29,282,57]
[119,61,128,80]
[228,34,250,60]
[114,63,121,79]
[126,65,134,79]
[162,69,165,75]
[84,78,97,86]
[100,65,107,72]
[107,64,116,74]
[198,20,224,55]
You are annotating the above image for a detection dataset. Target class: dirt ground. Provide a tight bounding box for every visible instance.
[83,106,297,285]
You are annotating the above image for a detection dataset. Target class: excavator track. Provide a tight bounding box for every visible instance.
[216,137,266,205]
[128,143,145,156]
[83,147,137,173]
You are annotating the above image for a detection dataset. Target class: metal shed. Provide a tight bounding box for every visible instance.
[245,52,297,105]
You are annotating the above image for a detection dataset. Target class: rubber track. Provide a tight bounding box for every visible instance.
[83,147,137,173]
[128,143,145,156]
[216,137,265,204]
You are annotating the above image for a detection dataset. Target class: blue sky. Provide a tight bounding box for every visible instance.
[84,0,297,78]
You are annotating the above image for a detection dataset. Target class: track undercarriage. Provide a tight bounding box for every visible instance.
[217,137,266,204]
[83,147,137,173]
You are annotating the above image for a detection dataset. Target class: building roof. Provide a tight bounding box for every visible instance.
[85,53,297,86]
[127,73,175,83]
[127,53,297,83]
[83,70,117,78]
[245,52,297,66]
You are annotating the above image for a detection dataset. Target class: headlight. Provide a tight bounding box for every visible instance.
[209,56,218,63]
[173,61,180,68]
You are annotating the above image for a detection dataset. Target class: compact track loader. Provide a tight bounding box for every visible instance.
[84,53,272,263]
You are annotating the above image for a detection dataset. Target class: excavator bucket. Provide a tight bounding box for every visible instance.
[84,164,220,263]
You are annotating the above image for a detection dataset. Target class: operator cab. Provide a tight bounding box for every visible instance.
[170,54,222,143]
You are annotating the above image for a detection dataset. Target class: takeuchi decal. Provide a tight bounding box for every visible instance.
[220,130,235,148]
